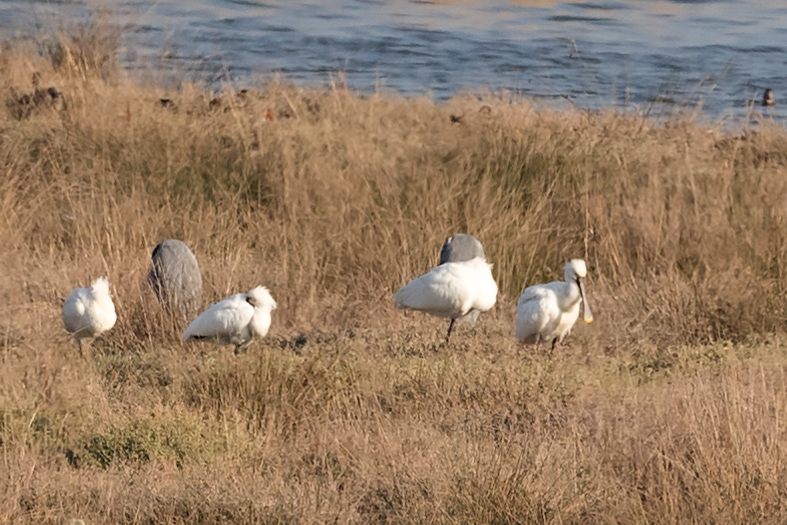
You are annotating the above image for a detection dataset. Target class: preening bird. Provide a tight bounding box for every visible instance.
[182,286,277,354]
[438,233,487,327]
[147,239,203,320]
[62,276,117,353]
[394,256,498,342]
[515,259,593,350]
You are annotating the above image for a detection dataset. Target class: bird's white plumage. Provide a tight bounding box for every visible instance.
[183,286,276,350]
[516,259,593,345]
[395,256,498,321]
[62,276,117,344]
[439,233,487,327]
[183,294,254,345]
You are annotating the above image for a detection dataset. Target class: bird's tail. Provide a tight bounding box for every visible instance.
[91,276,111,296]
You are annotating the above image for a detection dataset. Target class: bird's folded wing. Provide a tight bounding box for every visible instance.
[516,285,550,307]
[516,293,555,323]
[394,267,464,312]
[516,289,559,339]
[62,293,87,332]
[183,296,253,339]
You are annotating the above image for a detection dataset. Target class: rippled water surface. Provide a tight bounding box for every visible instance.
[2,0,786,119]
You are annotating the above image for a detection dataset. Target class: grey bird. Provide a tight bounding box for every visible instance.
[439,233,485,265]
[147,239,203,320]
[438,233,487,329]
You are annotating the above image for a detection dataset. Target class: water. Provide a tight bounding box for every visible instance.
[2,0,786,120]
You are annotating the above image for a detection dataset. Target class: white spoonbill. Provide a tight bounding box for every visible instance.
[516,259,593,350]
[395,256,498,342]
[62,276,117,353]
[439,233,487,327]
[182,286,277,354]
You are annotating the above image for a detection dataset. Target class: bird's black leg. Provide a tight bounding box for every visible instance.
[446,318,456,343]
[550,338,557,356]
[235,341,252,355]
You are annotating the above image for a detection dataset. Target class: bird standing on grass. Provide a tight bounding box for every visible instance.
[394,256,498,342]
[438,233,487,327]
[182,286,277,354]
[515,259,593,350]
[62,277,117,354]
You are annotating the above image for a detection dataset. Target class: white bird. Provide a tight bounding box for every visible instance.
[394,256,498,341]
[439,233,487,327]
[62,276,117,353]
[516,259,594,350]
[182,286,277,354]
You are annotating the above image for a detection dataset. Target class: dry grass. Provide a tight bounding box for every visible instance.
[3,18,787,523]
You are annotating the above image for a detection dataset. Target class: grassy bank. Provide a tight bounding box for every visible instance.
[3,21,787,523]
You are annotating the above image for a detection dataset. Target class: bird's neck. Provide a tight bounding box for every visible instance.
[560,281,582,309]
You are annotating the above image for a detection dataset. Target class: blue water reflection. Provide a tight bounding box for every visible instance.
[1,0,785,120]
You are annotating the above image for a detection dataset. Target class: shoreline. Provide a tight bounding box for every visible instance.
[1,5,782,122]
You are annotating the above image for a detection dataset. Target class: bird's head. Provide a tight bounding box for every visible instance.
[564,259,587,281]
[246,286,277,311]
